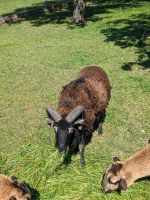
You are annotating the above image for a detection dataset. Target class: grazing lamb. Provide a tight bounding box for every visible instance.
[46,66,111,165]
[102,144,150,192]
[0,174,31,200]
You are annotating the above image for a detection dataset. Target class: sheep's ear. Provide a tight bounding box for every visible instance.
[47,118,54,128]
[148,138,150,144]
[74,119,85,130]
[113,157,121,162]
[119,178,127,190]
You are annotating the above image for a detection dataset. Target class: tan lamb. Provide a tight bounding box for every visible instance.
[0,174,31,200]
[102,144,150,192]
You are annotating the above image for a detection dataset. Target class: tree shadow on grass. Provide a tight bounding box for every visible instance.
[100,13,150,70]
[1,0,142,27]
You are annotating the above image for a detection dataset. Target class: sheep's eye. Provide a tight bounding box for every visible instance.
[68,128,74,134]
[108,177,119,184]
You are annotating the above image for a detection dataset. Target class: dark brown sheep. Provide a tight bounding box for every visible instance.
[0,174,31,200]
[46,66,111,165]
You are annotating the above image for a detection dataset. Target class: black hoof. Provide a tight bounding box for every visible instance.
[80,159,86,166]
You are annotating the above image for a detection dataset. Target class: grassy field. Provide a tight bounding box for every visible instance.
[0,0,150,199]
[0,0,44,15]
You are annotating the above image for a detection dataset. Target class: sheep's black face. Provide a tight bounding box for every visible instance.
[54,119,74,152]
[46,105,85,153]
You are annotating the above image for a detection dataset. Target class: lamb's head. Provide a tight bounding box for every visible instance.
[46,105,85,152]
[102,157,127,192]
[1,175,31,200]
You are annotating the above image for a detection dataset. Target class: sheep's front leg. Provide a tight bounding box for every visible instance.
[79,134,85,165]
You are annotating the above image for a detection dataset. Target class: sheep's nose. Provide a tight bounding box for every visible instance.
[59,145,65,152]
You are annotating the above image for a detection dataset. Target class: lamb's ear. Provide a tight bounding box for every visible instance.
[12,180,30,195]
[111,163,122,175]
[148,138,150,144]
[9,197,17,200]
[113,157,121,162]
[119,178,127,190]
[11,176,17,180]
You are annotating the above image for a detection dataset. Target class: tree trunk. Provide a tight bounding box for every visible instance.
[73,0,85,24]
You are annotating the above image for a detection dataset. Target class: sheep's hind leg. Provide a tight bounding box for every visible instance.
[98,111,106,136]
[79,134,85,165]
[98,122,103,135]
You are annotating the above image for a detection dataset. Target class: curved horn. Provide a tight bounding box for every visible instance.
[66,105,84,123]
[46,106,62,122]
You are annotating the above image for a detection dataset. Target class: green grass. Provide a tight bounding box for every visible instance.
[0,0,150,199]
[0,0,45,15]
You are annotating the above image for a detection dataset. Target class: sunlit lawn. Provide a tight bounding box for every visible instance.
[0,0,150,199]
